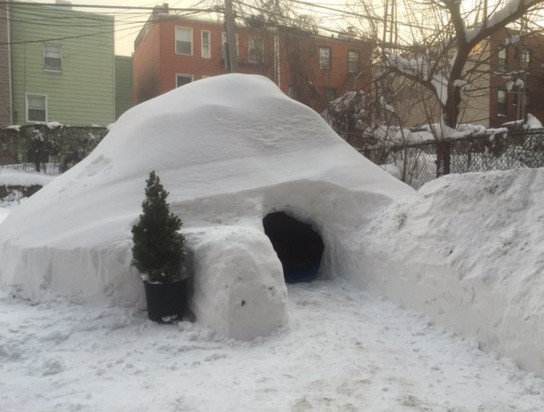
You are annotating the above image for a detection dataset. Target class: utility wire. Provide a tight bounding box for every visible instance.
[0,1,216,13]
[0,4,216,46]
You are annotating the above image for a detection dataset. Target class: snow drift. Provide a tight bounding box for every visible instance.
[0,74,412,339]
[358,169,544,378]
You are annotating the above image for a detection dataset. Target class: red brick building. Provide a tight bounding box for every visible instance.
[133,6,373,113]
[489,28,544,127]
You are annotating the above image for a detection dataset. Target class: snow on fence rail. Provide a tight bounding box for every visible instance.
[2,125,544,187]
[0,124,108,175]
[362,128,544,188]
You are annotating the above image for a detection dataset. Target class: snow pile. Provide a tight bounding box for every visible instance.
[0,74,412,340]
[527,113,543,129]
[358,168,544,377]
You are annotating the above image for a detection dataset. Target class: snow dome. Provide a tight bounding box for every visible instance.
[0,74,412,339]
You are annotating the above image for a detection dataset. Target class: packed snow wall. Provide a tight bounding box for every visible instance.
[0,74,412,340]
[355,169,544,378]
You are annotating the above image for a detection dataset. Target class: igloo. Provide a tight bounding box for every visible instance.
[0,74,412,339]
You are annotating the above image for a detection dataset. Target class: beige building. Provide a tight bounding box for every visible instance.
[390,43,490,129]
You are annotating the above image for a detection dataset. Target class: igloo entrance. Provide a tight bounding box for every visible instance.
[263,211,324,283]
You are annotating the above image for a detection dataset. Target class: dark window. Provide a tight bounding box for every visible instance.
[221,32,239,60]
[176,74,193,87]
[27,94,47,122]
[175,27,193,55]
[248,36,264,64]
[498,89,507,115]
[288,85,298,100]
[498,47,508,72]
[44,44,62,72]
[521,49,530,71]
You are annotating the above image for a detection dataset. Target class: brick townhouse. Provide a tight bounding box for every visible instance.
[489,28,544,127]
[133,5,373,113]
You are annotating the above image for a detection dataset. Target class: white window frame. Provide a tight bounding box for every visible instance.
[43,43,62,72]
[175,27,193,56]
[521,48,530,71]
[221,32,239,60]
[176,73,194,87]
[201,30,211,59]
[319,47,331,70]
[26,93,48,123]
[248,36,264,64]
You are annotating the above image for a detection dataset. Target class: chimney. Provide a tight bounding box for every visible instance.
[153,3,169,15]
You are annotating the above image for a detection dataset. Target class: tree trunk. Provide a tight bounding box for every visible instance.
[436,140,451,177]
[436,84,461,177]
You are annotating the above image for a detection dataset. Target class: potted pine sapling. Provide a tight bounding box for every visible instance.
[131,170,189,323]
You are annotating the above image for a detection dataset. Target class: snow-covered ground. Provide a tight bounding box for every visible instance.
[2,74,544,410]
[2,276,544,412]
[2,169,544,410]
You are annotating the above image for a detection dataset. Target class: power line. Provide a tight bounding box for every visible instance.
[0,1,217,13]
[0,3,217,46]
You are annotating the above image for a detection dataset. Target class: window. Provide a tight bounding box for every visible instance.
[43,43,62,72]
[176,74,193,87]
[521,48,530,71]
[221,32,239,60]
[497,89,507,115]
[348,50,359,73]
[201,30,211,59]
[498,47,508,72]
[175,27,193,55]
[248,36,264,64]
[288,85,299,100]
[326,88,336,101]
[26,94,47,122]
[319,47,331,70]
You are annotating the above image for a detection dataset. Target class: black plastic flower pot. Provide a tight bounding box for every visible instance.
[143,278,187,323]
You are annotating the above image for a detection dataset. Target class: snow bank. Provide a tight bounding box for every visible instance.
[358,169,544,377]
[0,74,412,339]
[527,113,543,129]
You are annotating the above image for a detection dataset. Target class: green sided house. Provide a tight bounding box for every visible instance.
[9,2,118,126]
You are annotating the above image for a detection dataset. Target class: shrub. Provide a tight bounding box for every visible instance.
[131,171,186,283]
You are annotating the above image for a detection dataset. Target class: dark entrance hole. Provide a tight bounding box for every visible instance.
[263,211,325,284]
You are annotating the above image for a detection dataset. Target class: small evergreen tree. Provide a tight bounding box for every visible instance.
[131,171,186,283]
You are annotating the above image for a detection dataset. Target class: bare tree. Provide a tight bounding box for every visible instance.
[380,0,544,128]
[347,0,544,174]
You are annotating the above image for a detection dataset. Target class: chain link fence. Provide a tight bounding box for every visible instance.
[2,125,544,189]
[0,124,108,175]
[360,128,544,188]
